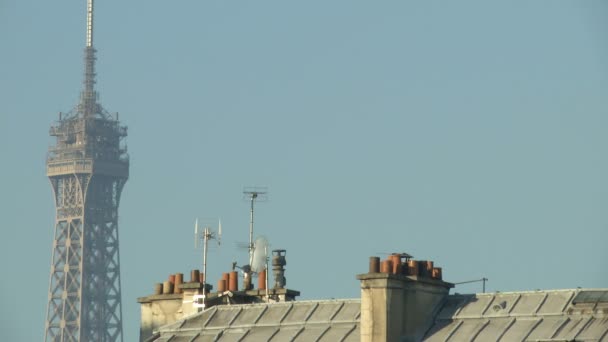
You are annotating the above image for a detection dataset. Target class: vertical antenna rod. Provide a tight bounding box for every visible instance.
[82,0,97,117]
[243,187,267,265]
[202,226,210,310]
[265,246,269,302]
[194,219,221,311]
[86,0,93,47]
[249,194,256,263]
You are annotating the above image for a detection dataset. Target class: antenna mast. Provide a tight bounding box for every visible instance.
[194,219,221,311]
[243,187,267,265]
[86,0,93,47]
[82,0,97,117]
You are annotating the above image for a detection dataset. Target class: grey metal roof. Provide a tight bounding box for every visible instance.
[573,290,608,305]
[150,289,608,341]
[150,299,360,342]
[424,289,608,342]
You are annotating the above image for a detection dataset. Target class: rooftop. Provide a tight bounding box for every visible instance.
[425,289,608,341]
[147,299,361,342]
[147,289,608,341]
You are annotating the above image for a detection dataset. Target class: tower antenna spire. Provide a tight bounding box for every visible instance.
[86,0,94,48]
[82,0,97,117]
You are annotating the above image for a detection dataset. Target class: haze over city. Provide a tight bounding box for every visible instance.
[1,1,607,340]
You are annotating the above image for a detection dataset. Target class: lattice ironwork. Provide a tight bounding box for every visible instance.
[45,1,128,341]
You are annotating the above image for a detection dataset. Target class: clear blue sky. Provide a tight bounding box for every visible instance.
[1,1,607,340]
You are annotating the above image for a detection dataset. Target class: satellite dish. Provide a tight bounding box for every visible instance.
[250,236,269,273]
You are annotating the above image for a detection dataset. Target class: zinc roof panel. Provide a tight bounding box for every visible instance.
[437,296,470,320]
[205,307,242,328]
[499,318,541,341]
[526,316,568,340]
[256,304,292,325]
[192,333,220,342]
[154,336,174,342]
[342,325,360,342]
[293,325,329,341]
[282,302,317,324]
[267,326,303,341]
[317,324,357,342]
[170,335,197,342]
[230,305,266,326]
[472,318,513,340]
[509,292,546,315]
[575,317,608,340]
[536,291,574,315]
[180,309,212,330]
[307,302,342,323]
[216,330,248,342]
[331,301,361,322]
[423,320,460,342]
[445,319,487,341]
[240,326,278,341]
[553,317,592,340]
[454,295,493,317]
[482,294,520,317]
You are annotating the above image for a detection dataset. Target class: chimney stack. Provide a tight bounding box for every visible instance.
[357,253,453,342]
[272,249,287,289]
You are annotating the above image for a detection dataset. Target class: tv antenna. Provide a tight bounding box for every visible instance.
[454,277,489,293]
[194,218,222,310]
[243,186,267,265]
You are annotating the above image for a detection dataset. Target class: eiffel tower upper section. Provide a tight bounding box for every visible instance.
[47,0,128,178]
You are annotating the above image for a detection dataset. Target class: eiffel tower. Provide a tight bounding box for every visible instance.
[45,0,128,340]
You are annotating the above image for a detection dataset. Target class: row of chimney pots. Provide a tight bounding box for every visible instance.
[154,269,270,296]
[369,254,443,280]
